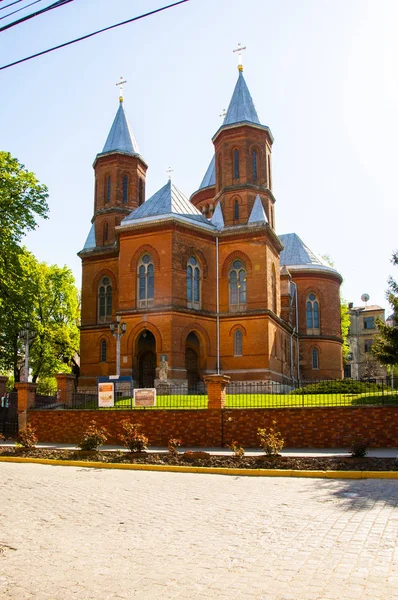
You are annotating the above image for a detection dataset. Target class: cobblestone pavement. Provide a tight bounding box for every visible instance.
[0,463,397,600]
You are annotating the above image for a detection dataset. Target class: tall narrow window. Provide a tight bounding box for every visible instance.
[271,266,277,313]
[105,175,111,203]
[267,155,272,189]
[229,260,247,312]
[187,256,201,309]
[218,156,222,188]
[104,222,109,243]
[234,329,243,356]
[233,149,240,179]
[138,178,144,206]
[137,254,154,307]
[98,276,112,322]
[123,175,128,204]
[306,293,320,333]
[312,348,319,369]
[234,199,239,221]
[252,149,258,181]
[100,339,107,362]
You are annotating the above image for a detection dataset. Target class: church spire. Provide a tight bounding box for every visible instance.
[101,100,140,156]
[222,70,260,127]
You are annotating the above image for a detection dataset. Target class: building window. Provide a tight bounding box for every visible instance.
[137,254,154,308]
[104,222,108,243]
[98,276,112,322]
[267,155,272,189]
[138,178,144,206]
[312,348,319,369]
[100,340,107,362]
[306,293,320,334]
[234,199,239,221]
[233,149,239,179]
[229,259,246,312]
[123,175,128,204]
[364,340,374,353]
[234,329,243,356]
[187,256,201,309]
[363,316,375,329]
[105,175,111,203]
[252,149,258,181]
[218,156,222,188]
[271,266,277,313]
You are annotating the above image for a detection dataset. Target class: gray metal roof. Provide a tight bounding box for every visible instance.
[122,179,210,225]
[210,201,224,229]
[199,155,216,189]
[82,223,96,250]
[100,101,139,155]
[279,233,340,275]
[248,194,268,224]
[223,71,260,127]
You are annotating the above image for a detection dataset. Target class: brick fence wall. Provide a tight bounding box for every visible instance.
[28,405,398,448]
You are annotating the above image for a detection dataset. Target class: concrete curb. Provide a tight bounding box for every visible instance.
[1,456,398,479]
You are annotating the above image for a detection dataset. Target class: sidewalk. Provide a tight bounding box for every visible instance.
[1,440,397,457]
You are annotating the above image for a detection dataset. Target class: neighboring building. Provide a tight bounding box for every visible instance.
[78,64,344,388]
[344,304,387,380]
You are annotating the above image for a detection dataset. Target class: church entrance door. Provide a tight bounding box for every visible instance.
[136,330,156,388]
[185,331,200,391]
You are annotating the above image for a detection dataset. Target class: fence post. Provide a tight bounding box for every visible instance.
[55,373,75,407]
[15,381,38,432]
[0,376,8,400]
[204,374,230,447]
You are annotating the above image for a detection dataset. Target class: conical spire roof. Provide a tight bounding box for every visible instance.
[198,155,216,189]
[222,71,260,127]
[101,101,140,155]
[248,194,268,224]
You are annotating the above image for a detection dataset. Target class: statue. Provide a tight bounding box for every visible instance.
[159,357,168,381]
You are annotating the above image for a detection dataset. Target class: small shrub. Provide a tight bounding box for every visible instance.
[16,424,38,449]
[0,433,5,443]
[349,436,370,458]
[118,421,148,453]
[168,437,182,457]
[228,440,245,457]
[257,421,284,456]
[78,420,108,451]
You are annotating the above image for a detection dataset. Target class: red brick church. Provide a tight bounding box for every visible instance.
[78,63,343,388]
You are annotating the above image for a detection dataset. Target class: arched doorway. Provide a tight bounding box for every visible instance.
[137,330,156,388]
[185,332,200,391]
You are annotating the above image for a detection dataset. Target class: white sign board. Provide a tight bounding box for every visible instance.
[98,382,115,407]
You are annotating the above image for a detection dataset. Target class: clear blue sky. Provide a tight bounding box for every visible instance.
[1,0,396,313]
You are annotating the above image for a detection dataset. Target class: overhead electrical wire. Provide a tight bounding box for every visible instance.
[0,0,72,31]
[0,0,25,11]
[0,0,189,71]
[0,0,42,22]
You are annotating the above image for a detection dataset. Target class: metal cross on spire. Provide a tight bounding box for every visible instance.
[166,167,173,181]
[233,43,246,72]
[115,76,127,102]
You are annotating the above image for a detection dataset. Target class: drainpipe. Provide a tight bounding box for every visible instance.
[216,235,220,375]
[292,281,300,385]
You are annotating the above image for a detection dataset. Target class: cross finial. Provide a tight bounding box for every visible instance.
[219,108,226,118]
[233,43,246,72]
[115,76,127,102]
[166,167,173,181]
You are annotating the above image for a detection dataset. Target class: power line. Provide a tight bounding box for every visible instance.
[0,0,25,11]
[0,0,72,31]
[0,0,189,71]
[0,0,42,22]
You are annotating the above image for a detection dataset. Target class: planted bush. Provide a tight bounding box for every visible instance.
[167,437,182,457]
[289,379,383,395]
[349,436,370,458]
[257,421,284,456]
[119,421,148,453]
[78,420,108,451]
[17,424,38,449]
[228,440,245,457]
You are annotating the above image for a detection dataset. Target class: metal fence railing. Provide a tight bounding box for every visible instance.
[226,378,398,409]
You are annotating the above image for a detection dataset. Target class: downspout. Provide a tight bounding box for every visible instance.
[289,282,296,386]
[292,281,300,385]
[216,235,220,375]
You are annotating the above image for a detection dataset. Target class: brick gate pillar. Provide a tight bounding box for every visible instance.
[0,376,8,400]
[204,374,230,447]
[55,373,76,407]
[15,382,38,432]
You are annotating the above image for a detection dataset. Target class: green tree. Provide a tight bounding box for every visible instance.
[372,252,398,366]
[340,300,351,363]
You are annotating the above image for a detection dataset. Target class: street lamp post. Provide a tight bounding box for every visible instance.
[110,316,127,377]
[19,322,36,383]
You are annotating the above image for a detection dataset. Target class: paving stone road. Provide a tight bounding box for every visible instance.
[0,463,397,600]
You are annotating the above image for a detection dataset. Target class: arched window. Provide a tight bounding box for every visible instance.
[234,329,243,356]
[229,259,247,312]
[218,156,222,188]
[306,293,320,333]
[137,254,154,308]
[105,175,111,203]
[138,178,144,206]
[267,155,272,189]
[104,222,109,243]
[234,199,239,221]
[98,276,112,322]
[187,256,201,309]
[100,339,107,362]
[233,149,240,179]
[271,266,277,313]
[123,175,128,204]
[312,348,319,369]
[252,149,258,181]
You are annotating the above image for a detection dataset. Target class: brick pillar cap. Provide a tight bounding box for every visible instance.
[55,373,76,380]
[203,374,231,384]
[15,382,38,389]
